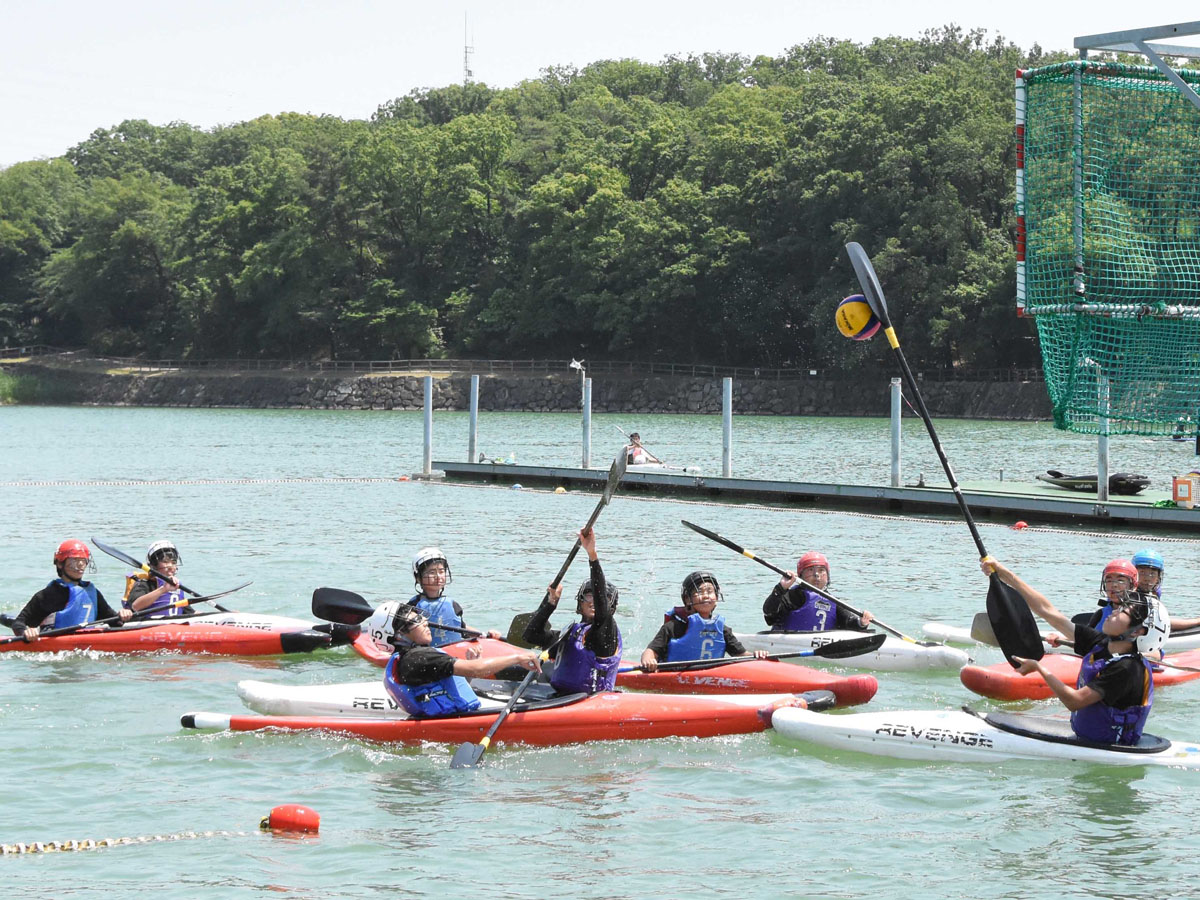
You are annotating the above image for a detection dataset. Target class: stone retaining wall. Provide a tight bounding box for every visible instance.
[2,362,1053,419]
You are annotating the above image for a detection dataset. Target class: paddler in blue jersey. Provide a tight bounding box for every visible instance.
[11,540,133,642]
[981,556,1168,746]
[123,540,190,616]
[522,527,622,695]
[383,607,541,718]
[762,552,873,632]
[638,571,768,671]
[362,546,500,651]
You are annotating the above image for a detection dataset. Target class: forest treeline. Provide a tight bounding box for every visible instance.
[0,27,1063,371]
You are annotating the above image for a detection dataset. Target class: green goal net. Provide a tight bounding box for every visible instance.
[1018,60,1200,437]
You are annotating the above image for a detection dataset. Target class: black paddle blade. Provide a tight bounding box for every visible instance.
[311,587,375,624]
[505,613,536,649]
[1070,611,1093,628]
[985,575,1044,666]
[813,633,887,659]
[845,242,891,326]
[450,741,486,769]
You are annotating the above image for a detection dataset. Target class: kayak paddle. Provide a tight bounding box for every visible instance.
[451,446,628,770]
[92,538,236,613]
[0,586,252,646]
[679,519,932,646]
[844,242,1042,667]
[620,633,887,673]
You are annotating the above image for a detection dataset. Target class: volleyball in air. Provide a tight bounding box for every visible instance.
[835,294,880,341]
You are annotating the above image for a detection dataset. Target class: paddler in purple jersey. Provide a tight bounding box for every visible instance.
[981,556,1167,746]
[762,551,873,632]
[521,527,622,695]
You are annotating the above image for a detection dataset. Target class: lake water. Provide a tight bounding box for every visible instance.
[2,405,1199,900]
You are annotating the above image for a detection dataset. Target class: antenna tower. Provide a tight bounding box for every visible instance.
[463,14,474,84]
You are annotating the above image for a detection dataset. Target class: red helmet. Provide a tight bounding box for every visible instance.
[53,539,91,567]
[1101,559,1137,587]
[797,552,830,580]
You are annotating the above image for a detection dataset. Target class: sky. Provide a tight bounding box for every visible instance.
[3,1,1199,167]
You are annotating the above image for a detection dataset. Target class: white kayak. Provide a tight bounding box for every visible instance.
[734,630,970,672]
[922,620,1200,653]
[236,678,833,719]
[771,707,1200,769]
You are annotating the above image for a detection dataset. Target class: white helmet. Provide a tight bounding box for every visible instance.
[362,600,429,651]
[1137,595,1170,657]
[411,547,450,583]
[146,540,180,565]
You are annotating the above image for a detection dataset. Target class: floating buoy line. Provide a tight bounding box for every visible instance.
[3,805,319,855]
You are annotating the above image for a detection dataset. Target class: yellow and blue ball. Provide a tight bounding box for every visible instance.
[835,294,881,341]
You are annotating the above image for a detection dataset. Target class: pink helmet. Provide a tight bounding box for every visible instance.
[797,551,830,580]
[1101,559,1138,589]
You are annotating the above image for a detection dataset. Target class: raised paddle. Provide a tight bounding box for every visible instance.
[450,446,628,770]
[620,633,887,673]
[679,519,932,646]
[92,538,236,613]
[0,585,252,646]
[844,242,1042,667]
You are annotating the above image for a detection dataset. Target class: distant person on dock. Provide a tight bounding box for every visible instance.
[362,547,500,651]
[763,552,873,632]
[11,540,133,642]
[383,607,541,717]
[123,540,190,617]
[638,571,768,671]
[522,527,622,694]
[981,556,1165,746]
[626,433,662,466]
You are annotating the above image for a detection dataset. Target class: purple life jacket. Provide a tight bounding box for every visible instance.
[776,589,836,632]
[550,622,622,694]
[1071,646,1153,745]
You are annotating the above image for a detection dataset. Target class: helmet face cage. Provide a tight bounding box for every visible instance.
[389,606,429,645]
[680,571,722,608]
[54,540,95,574]
[411,548,451,588]
[148,543,180,567]
[575,580,619,614]
[796,552,831,584]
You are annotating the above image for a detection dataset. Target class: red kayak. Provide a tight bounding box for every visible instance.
[0,614,333,657]
[182,690,805,747]
[350,634,877,706]
[960,650,1200,701]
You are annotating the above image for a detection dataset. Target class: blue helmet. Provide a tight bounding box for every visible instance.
[1131,549,1165,574]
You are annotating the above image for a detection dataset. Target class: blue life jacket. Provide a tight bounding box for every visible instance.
[383,649,480,718]
[664,608,726,661]
[126,572,187,617]
[1094,603,1113,629]
[43,579,98,629]
[550,622,622,695]
[776,589,836,632]
[1071,646,1154,745]
[408,595,464,647]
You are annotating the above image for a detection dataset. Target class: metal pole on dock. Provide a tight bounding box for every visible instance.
[890,377,902,487]
[722,377,733,477]
[423,375,433,476]
[468,375,479,463]
[1097,372,1110,502]
[582,377,592,468]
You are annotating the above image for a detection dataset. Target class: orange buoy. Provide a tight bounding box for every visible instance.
[397,475,411,482]
[1012,521,1028,530]
[260,804,320,834]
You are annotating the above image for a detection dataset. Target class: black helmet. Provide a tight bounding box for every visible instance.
[681,571,722,606]
[574,579,619,613]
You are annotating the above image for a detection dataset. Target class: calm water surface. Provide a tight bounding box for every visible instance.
[2,406,1199,900]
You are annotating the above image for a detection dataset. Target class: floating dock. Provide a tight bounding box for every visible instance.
[434,461,1200,533]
